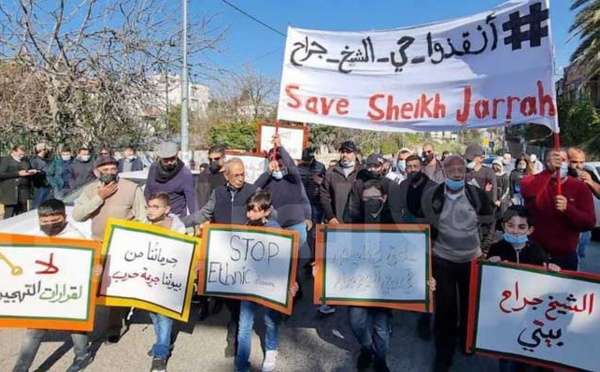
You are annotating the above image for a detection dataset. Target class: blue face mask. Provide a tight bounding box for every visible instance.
[503,232,528,245]
[445,179,465,191]
[551,162,569,179]
[272,170,284,180]
[340,159,355,168]
[396,160,406,172]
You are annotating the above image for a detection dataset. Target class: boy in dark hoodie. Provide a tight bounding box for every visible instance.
[487,205,560,372]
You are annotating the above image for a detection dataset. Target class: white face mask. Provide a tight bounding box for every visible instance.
[80,155,90,162]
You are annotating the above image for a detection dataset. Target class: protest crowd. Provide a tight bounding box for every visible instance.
[0,133,597,372]
[1,1,598,371]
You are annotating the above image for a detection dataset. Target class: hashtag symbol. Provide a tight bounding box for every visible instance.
[502,2,549,51]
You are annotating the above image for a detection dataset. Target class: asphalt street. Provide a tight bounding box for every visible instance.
[1,242,599,372]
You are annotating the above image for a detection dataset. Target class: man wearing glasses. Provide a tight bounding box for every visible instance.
[144,141,197,218]
[196,144,227,210]
[181,158,259,359]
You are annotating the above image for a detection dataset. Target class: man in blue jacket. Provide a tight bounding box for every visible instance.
[46,147,73,199]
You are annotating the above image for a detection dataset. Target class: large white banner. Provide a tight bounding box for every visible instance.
[278,0,558,133]
[469,262,600,371]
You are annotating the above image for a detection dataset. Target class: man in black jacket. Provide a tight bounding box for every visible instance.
[0,145,37,218]
[297,148,326,265]
[195,144,227,209]
[30,143,51,209]
[193,144,228,319]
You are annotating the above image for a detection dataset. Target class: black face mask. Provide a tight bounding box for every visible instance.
[368,170,382,179]
[364,198,385,223]
[162,163,177,171]
[98,172,117,184]
[209,161,222,174]
[40,221,67,236]
[409,171,423,183]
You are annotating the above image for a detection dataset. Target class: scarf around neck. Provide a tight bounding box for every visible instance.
[156,158,184,183]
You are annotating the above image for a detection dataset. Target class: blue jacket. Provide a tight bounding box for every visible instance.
[118,157,144,173]
[46,157,72,191]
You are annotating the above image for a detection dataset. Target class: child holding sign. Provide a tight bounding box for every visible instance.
[143,192,187,372]
[13,199,96,372]
[235,190,299,372]
[487,205,561,372]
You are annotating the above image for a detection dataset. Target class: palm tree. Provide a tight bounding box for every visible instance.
[569,0,600,80]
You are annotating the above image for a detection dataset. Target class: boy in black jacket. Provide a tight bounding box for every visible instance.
[487,205,560,372]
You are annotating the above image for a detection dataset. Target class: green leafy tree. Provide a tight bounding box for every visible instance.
[570,0,600,80]
[208,121,257,151]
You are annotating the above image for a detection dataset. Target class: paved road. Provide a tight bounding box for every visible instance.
[1,242,599,372]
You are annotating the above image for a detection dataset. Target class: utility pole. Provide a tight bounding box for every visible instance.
[180,0,189,166]
[164,65,169,128]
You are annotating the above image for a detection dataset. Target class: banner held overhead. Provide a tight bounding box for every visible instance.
[278,0,557,133]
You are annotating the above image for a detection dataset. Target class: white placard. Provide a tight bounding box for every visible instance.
[259,124,306,160]
[234,154,267,184]
[0,246,93,320]
[203,227,296,307]
[473,263,600,371]
[100,226,196,316]
[323,230,428,301]
[278,0,558,133]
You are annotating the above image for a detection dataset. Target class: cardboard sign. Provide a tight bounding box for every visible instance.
[467,261,600,371]
[257,122,309,160]
[314,224,432,311]
[198,224,299,315]
[98,219,200,322]
[225,150,268,184]
[278,0,558,133]
[0,233,101,332]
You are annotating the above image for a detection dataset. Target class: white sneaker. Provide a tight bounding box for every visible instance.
[261,350,278,372]
[318,305,336,314]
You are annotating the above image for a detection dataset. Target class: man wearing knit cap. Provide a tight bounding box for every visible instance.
[72,155,146,344]
[145,141,197,218]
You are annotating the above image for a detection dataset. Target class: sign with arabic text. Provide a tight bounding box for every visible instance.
[257,122,309,160]
[467,261,600,371]
[279,0,558,133]
[98,219,200,322]
[198,224,299,315]
[0,233,101,332]
[314,224,432,311]
[225,150,268,184]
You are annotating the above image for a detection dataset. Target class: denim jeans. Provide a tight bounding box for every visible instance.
[348,307,391,363]
[235,301,281,372]
[32,187,51,209]
[285,222,308,260]
[149,313,173,360]
[13,329,89,372]
[550,252,579,271]
[499,359,529,372]
[578,231,592,259]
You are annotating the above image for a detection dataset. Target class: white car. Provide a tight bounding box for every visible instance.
[0,170,199,239]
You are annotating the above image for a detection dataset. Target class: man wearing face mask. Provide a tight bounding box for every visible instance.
[297,148,326,266]
[72,156,146,344]
[69,147,95,191]
[30,143,52,209]
[46,146,73,200]
[182,158,259,358]
[321,140,364,226]
[422,155,494,372]
[421,143,445,183]
[196,145,227,212]
[117,147,143,173]
[392,148,412,183]
[0,145,36,218]
[345,154,393,223]
[464,144,497,206]
[521,149,595,271]
[145,141,197,217]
